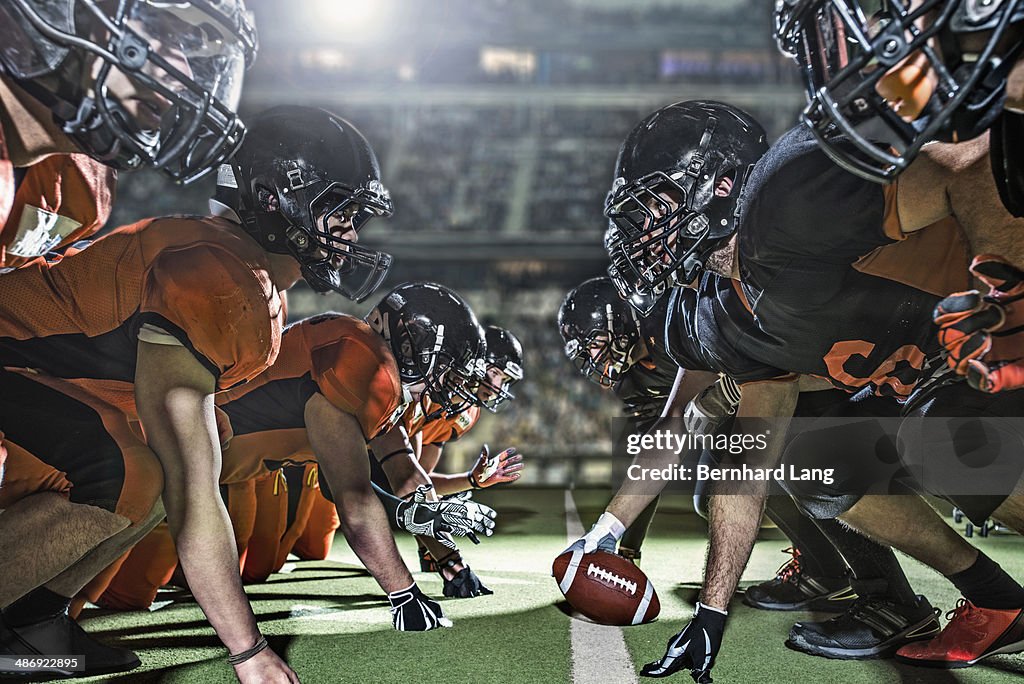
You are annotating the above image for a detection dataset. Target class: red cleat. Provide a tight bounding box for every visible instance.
[895,598,1024,668]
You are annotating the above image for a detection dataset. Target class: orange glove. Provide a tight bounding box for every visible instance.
[934,254,1024,393]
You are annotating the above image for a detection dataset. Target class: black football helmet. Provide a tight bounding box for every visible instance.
[478,326,524,412]
[218,105,394,301]
[604,101,768,314]
[558,277,643,388]
[776,0,1024,183]
[366,282,486,418]
[0,0,257,183]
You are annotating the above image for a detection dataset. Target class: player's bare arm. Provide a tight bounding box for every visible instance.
[369,423,435,499]
[604,367,720,529]
[134,341,297,682]
[304,393,414,593]
[699,378,800,611]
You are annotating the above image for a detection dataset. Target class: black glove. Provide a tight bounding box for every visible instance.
[443,566,494,599]
[387,583,452,631]
[640,603,727,682]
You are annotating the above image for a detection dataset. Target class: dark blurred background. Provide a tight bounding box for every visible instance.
[108,0,806,483]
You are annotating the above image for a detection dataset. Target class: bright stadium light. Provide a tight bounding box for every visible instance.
[312,0,393,39]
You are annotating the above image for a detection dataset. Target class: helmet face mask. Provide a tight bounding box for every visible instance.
[776,0,1024,182]
[1,0,257,183]
[559,277,642,388]
[298,182,394,301]
[605,171,716,310]
[564,328,637,388]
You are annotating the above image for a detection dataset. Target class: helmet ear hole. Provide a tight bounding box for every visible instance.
[255,185,279,212]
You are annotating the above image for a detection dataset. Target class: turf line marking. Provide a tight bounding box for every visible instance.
[564,491,638,684]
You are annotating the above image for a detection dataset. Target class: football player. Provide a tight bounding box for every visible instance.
[599,99,1024,676]
[774,0,1024,195]
[775,1,1024,393]
[0,105,397,681]
[560,272,929,662]
[0,0,258,562]
[71,288,498,629]
[410,324,525,595]
[0,0,257,264]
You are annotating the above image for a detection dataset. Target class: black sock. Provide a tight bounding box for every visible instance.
[947,552,1024,610]
[3,588,72,627]
[819,518,919,607]
[765,493,847,578]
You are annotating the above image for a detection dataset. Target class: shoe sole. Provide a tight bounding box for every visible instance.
[743,587,857,613]
[785,615,941,660]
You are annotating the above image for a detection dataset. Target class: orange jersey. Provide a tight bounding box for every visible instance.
[402,400,480,446]
[216,313,406,484]
[0,215,286,414]
[1,154,115,269]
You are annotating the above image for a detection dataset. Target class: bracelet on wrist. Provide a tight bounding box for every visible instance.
[227,635,269,667]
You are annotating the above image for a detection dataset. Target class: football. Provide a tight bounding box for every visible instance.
[552,549,660,626]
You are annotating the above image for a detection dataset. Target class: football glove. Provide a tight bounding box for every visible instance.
[442,566,494,599]
[395,485,497,547]
[387,583,452,631]
[684,376,741,435]
[469,444,524,488]
[561,511,625,557]
[934,254,1024,393]
[640,603,727,682]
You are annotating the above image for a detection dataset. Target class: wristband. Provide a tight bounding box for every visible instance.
[468,472,481,489]
[227,635,269,667]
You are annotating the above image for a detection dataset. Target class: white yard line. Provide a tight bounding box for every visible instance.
[564,490,639,684]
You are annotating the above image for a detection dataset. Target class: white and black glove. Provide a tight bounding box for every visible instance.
[561,511,625,557]
[387,583,452,631]
[684,377,741,435]
[640,603,727,682]
[396,485,497,547]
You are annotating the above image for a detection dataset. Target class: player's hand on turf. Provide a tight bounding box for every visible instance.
[442,566,494,598]
[388,583,453,631]
[233,647,300,683]
[561,511,625,558]
[934,254,1024,392]
[470,444,524,488]
[640,603,726,682]
[395,485,497,542]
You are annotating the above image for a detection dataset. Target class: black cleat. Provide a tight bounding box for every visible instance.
[786,594,941,660]
[743,547,856,612]
[0,612,140,678]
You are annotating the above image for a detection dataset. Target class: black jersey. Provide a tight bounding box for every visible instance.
[665,273,790,385]
[734,126,971,399]
[613,296,679,431]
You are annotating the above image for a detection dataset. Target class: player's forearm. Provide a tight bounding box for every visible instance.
[429,471,472,496]
[699,481,768,610]
[380,452,433,498]
[606,416,697,528]
[167,491,262,652]
[336,488,414,593]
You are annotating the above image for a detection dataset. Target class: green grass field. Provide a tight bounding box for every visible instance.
[71,489,1024,683]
